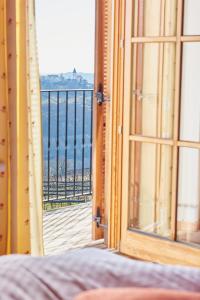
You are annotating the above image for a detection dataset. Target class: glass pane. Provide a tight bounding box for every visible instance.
[131,43,176,138]
[129,142,172,238]
[177,148,200,245]
[132,0,177,37]
[183,0,200,35]
[180,43,200,142]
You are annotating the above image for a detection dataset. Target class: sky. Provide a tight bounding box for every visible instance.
[35,0,95,75]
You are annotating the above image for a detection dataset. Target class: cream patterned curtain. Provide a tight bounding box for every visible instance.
[27,0,43,256]
[0,0,43,255]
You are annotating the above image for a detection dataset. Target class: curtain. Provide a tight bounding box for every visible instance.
[27,0,43,256]
[0,0,43,255]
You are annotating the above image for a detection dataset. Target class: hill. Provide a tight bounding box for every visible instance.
[41,70,94,90]
[41,71,94,177]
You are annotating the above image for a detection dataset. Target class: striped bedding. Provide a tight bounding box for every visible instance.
[0,248,200,299]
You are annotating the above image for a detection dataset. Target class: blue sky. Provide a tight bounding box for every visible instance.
[35,0,95,74]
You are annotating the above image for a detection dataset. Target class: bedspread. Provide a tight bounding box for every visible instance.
[0,248,200,300]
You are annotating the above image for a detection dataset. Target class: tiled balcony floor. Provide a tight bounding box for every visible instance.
[43,201,101,255]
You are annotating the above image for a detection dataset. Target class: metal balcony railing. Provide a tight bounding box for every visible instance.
[41,89,93,207]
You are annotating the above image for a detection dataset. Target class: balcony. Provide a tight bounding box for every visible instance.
[41,89,95,254]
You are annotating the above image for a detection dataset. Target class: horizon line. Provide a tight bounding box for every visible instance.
[40,71,94,76]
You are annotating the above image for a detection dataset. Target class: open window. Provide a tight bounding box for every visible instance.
[111,0,200,266]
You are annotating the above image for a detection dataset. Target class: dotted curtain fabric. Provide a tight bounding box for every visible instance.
[0,0,43,255]
[26,0,43,256]
[0,0,10,255]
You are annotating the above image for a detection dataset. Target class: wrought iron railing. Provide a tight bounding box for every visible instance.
[41,89,93,206]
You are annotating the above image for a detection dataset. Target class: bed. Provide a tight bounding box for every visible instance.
[0,248,200,299]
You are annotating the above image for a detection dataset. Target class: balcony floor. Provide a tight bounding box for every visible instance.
[43,201,104,255]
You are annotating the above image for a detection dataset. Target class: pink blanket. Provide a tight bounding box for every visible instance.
[0,248,200,299]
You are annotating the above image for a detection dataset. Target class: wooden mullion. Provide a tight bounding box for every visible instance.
[128,136,200,150]
[108,0,120,249]
[133,0,138,38]
[157,0,165,138]
[132,0,144,228]
[171,0,183,241]
[129,135,173,145]
[126,0,138,230]
[155,0,165,234]
[121,0,133,242]
[115,0,126,248]
[177,141,200,149]
[181,36,200,42]
[131,36,176,43]
[131,0,139,135]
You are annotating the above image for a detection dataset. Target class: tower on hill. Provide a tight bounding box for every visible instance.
[73,68,77,79]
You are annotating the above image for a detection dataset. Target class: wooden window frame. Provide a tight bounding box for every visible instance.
[108,0,200,266]
[107,0,125,249]
[93,0,112,241]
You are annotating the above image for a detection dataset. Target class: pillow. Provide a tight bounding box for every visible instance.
[75,288,200,300]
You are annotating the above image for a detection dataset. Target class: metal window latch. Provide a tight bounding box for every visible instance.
[96,91,104,105]
[93,207,108,229]
[95,91,110,105]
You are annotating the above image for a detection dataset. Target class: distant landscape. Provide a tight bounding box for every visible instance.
[41,70,94,90]
[41,70,94,179]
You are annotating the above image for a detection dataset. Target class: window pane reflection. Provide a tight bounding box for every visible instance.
[183,0,200,35]
[131,43,176,139]
[180,43,200,142]
[129,142,172,238]
[132,0,177,37]
[177,148,200,245]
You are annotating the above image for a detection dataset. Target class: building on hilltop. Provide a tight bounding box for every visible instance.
[72,67,77,80]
